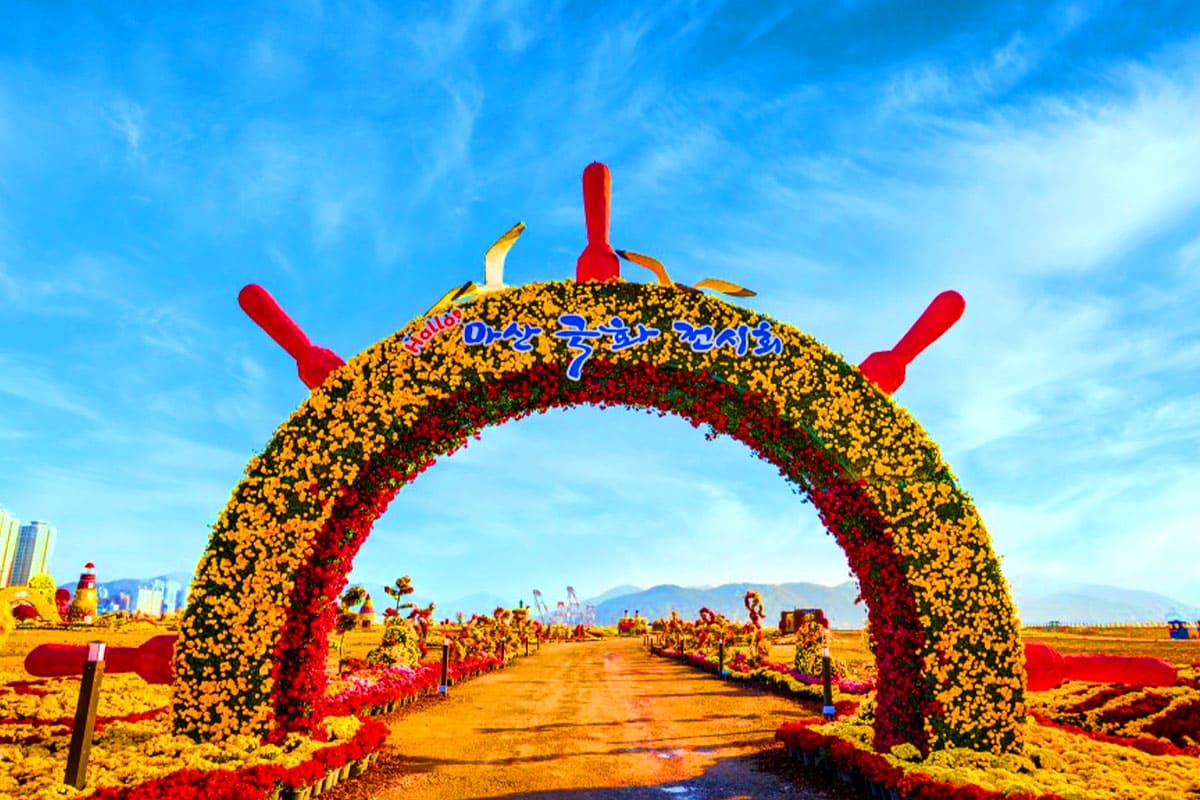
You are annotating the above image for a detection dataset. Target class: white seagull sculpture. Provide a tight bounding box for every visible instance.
[425,221,525,316]
[615,249,756,297]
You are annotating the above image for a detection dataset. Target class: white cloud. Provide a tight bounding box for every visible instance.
[1178,231,1200,278]
[982,465,1200,605]
[314,198,346,245]
[897,76,1200,276]
[105,99,145,158]
[972,33,1035,94]
[881,64,953,113]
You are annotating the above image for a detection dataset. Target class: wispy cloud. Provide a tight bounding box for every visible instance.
[105,99,146,162]
[0,354,101,422]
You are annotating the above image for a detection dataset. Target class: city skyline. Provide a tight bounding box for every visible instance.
[0,508,56,588]
[2,3,1198,608]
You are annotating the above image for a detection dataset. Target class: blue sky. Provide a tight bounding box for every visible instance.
[1,2,1198,611]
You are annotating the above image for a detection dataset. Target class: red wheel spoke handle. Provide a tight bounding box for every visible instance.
[238,284,345,389]
[24,635,177,685]
[575,162,621,283]
[859,290,965,394]
[1024,640,1177,691]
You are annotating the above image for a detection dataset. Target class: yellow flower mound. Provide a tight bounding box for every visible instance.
[0,671,169,726]
[0,715,361,798]
[175,280,1022,751]
[819,714,1200,799]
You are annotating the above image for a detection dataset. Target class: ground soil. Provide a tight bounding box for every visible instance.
[325,637,866,800]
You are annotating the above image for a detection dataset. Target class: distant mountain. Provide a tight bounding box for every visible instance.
[430,592,512,620]
[591,577,1200,628]
[586,585,643,606]
[1008,574,1200,625]
[592,581,867,628]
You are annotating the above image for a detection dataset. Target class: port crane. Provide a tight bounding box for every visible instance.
[566,586,583,627]
[531,589,552,625]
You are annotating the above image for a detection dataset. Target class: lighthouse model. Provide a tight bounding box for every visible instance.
[68,562,99,624]
[358,593,376,629]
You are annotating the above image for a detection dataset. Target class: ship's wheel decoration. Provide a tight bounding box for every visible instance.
[238,162,965,397]
[156,161,1124,758]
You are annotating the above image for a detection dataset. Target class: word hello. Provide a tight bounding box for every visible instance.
[403,308,464,354]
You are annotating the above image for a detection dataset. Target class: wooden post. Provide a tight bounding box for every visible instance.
[718,641,726,677]
[822,628,835,721]
[439,637,450,694]
[64,642,106,789]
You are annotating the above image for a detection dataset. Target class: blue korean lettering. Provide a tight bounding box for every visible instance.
[672,321,716,352]
[750,320,784,355]
[463,320,500,346]
[598,316,661,352]
[501,321,543,352]
[714,324,750,356]
[553,314,601,380]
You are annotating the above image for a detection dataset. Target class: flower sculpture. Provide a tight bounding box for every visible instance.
[175,161,1023,756]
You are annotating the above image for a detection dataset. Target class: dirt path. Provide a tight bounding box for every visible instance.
[329,638,864,799]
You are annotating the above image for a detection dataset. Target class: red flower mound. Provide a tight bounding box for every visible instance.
[1028,710,1200,757]
[1065,684,1134,714]
[1096,692,1171,725]
[1142,697,1200,748]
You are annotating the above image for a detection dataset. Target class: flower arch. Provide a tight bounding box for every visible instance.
[174,280,1024,754]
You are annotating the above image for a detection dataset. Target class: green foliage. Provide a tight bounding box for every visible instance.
[335,585,366,636]
[366,616,422,668]
[25,574,57,609]
[383,576,414,611]
[793,619,847,679]
[333,585,367,672]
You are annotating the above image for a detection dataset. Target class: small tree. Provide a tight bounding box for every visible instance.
[367,576,421,668]
[26,574,57,609]
[407,601,435,657]
[366,609,422,668]
[383,576,415,612]
[334,585,366,673]
[792,610,846,679]
[743,591,769,665]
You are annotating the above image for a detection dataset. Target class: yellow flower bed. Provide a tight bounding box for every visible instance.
[0,671,169,725]
[0,714,360,798]
[817,714,1200,799]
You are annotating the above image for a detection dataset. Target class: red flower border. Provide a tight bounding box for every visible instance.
[776,719,1064,800]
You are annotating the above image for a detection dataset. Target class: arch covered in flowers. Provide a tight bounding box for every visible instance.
[174,280,1024,754]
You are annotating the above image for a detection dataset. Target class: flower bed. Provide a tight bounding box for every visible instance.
[649,646,870,708]
[776,713,1200,799]
[655,644,1200,793]
[325,654,501,717]
[0,672,171,747]
[1,654,505,798]
[3,712,385,799]
[1024,668,1200,749]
